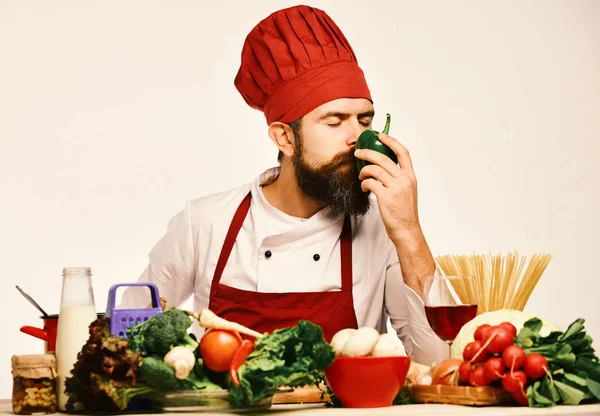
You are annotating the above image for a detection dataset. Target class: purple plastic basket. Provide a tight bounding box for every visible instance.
[105,283,163,338]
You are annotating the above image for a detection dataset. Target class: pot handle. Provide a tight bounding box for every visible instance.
[20,326,49,341]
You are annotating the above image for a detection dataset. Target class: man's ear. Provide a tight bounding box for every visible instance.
[268,122,295,158]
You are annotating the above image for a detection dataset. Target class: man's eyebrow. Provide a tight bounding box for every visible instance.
[319,110,375,120]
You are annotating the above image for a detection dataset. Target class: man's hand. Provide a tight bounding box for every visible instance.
[356,133,420,241]
[355,133,436,296]
[147,297,167,310]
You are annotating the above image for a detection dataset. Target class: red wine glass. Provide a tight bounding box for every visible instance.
[423,275,478,355]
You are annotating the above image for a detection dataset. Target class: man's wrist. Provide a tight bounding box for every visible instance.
[391,226,436,297]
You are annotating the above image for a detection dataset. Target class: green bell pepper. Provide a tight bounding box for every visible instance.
[355,113,398,173]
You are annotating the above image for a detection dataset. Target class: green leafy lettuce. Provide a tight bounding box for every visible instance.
[516,318,600,407]
[228,320,335,405]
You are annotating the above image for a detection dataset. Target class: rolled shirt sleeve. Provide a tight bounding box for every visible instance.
[120,200,196,309]
[384,253,449,365]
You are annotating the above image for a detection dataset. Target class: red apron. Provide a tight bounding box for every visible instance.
[208,192,358,341]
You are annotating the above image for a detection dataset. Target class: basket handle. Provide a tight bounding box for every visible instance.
[106,283,162,315]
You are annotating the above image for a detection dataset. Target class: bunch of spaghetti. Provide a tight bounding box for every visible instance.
[435,252,552,314]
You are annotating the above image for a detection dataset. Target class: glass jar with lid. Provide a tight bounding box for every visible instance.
[12,354,57,414]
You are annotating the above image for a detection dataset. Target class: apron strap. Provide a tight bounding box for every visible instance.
[210,191,353,294]
[211,192,252,294]
[340,215,353,293]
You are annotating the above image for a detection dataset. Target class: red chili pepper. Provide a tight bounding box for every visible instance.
[229,339,255,386]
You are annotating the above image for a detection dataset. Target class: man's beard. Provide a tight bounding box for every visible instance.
[292,138,371,217]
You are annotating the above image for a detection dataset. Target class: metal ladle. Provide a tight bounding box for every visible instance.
[16,285,49,317]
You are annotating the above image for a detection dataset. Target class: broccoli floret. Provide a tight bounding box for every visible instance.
[139,356,222,392]
[167,309,199,351]
[127,308,198,356]
[139,356,189,391]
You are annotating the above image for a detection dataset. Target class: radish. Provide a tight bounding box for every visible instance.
[463,341,480,361]
[463,340,490,363]
[499,322,517,338]
[468,364,491,387]
[459,361,472,383]
[482,326,514,354]
[502,370,527,394]
[483,357,505,381]
[502,345,526,370]
[524,353,549,380]
[481,325,498,344]
[511,387,529,406]
[474,324,492,341]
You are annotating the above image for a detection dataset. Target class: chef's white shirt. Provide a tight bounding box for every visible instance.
[121,167,448,365]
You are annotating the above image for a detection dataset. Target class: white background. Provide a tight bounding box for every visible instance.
[1,0,599,399]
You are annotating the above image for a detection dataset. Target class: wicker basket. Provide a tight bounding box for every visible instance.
[273,386,329,404]
[273,384,514,407]
[405,384,513,406]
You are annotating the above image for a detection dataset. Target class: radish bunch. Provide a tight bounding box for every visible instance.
[458,322,550,406]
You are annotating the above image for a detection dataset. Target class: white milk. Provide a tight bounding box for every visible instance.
[55,305,97,411]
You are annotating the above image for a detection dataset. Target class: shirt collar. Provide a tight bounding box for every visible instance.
[250,167,345,246]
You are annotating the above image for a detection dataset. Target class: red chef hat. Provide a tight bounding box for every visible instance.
[234,5,372,125]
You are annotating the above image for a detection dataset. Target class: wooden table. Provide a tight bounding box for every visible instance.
[2,399,600,416]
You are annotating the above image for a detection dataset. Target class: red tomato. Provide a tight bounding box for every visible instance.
[200,329,242,372]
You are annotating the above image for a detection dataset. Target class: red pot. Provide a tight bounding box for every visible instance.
[20,313,104,353]
[325,356,412,408]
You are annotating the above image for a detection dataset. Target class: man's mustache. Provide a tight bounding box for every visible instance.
[329,148,356,167]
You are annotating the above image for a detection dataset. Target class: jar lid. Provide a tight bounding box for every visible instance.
[12,354,57,379]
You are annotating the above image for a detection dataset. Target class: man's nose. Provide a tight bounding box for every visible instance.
[347,121,367,147]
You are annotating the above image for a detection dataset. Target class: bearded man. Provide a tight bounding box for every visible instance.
[122,5,447,364]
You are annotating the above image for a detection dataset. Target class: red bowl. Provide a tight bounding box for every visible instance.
[325,356,411,408]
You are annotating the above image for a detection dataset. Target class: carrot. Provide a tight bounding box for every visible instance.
[184,309,264,338]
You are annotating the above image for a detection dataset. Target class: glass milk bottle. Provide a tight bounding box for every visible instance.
[55,267,97,411]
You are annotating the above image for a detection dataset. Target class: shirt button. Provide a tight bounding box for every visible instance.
[313,254,320,261]
[265,250,272,258]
